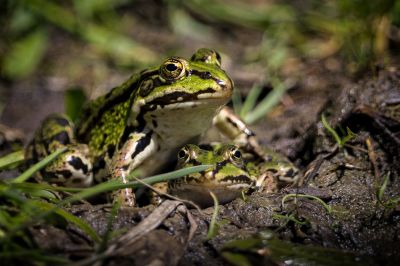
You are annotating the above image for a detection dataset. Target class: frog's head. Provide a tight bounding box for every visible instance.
[169,144,254,208]
[135,48,233,110]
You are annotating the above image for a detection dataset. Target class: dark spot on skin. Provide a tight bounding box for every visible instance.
[152,119,158,128]
[107,145,115,158]
[93,158,105,175]
[215,160,229,172]
[69,156,89,174]
[226,117,255,137]
[198,144,213,150]
[43,170,72,180]
[52,131,71,145]
[120,126,136,146]
[52,116,70,127]
[131,131,153,159]
[269,169,278,174]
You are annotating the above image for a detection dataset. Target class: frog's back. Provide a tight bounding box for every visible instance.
[75,73,142,158]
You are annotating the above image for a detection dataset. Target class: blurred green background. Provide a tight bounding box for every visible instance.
[0,0,399,132]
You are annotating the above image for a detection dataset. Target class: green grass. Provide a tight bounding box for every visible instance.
[282,193,332,214]
[206,191,220,240]
[377,172,400,208]
[0,147,212,264]
[321,113,356,149]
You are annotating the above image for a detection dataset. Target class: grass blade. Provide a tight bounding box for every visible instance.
[244,80,288,124]
[239,84,262,118]
[11,147,67,183]
[31,201,100,243]
[61,165,212,205]
[206,191,220,240]
[0,150,25,170]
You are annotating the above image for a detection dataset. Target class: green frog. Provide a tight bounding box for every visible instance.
[27,48,245,206]
[167,143,299,208]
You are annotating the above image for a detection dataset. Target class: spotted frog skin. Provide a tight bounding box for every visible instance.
[26,48,239,206]
[168,143,299,207]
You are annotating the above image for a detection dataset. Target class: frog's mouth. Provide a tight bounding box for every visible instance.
[168,182,251,208]
[144,85,232,109]
[168,174,254,208]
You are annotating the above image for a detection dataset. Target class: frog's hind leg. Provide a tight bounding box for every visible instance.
[26,114,93,187]
[213,107,265,159]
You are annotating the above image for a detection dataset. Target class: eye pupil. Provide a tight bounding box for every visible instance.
[233,150,241,158]
[166,63,177,71]
[178,150,187,159]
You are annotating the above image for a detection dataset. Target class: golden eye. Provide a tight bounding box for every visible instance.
[160,57,188,81]
[190,48,221,66]
[177,145,190,163]
[229,147,243,166]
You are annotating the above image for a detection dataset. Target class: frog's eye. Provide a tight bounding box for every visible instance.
[177,145,191,163]
[160,57,188,81]
[191,48,221,66]
[228,146,244,166]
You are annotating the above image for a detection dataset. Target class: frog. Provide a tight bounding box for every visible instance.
[167,143,299,208]
[27,48,255,206]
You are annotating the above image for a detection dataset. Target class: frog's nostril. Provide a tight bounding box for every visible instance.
[201,71,212,79]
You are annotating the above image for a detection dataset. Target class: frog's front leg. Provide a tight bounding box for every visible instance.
[110,130,157,207]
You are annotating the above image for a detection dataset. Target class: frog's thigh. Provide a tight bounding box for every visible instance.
[111,131,157,206]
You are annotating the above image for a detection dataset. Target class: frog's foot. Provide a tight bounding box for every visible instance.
[149,182,168,205]
[42,143,93,187]
[112,187,135,207]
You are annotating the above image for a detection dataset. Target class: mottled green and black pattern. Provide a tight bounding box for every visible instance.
[27,48,234,205]
[168,143,299,207]
[172,144,253,186]
[26,114,93,187]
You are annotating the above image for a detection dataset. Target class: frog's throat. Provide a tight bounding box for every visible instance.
[168,183,249,208]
